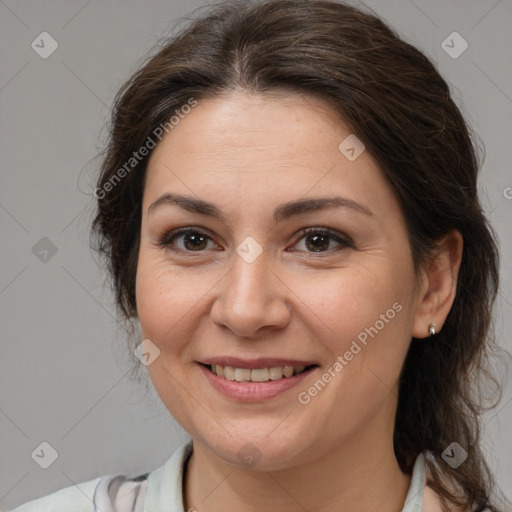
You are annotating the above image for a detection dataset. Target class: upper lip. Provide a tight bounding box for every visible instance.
[199,357,318,369]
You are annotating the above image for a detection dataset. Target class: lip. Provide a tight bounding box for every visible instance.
[199,356,317,369]
[197,362,318,402]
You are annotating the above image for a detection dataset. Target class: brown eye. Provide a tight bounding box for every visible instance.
[159,228,217,252]
[304,232,330,252]
[158,226,352,255]
[290,227,352,254]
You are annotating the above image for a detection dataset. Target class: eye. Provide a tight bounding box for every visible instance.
[289,227,352,254]
[158,228,218,252]
[158,226,353,255]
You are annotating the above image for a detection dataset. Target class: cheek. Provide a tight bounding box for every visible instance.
[302,263,400,330]
[136,252,183,343]
[294,261,412,376]
[134,254,202,427]
[295,268,412,415]
[135,250,217,351]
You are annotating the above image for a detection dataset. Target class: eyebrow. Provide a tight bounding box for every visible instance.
[148,193,374,223]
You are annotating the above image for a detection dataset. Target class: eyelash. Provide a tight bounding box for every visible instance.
[157,226,353,256]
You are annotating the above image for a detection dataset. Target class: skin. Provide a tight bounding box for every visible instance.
[135,90,463,512]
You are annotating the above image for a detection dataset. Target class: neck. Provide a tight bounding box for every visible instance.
[183,413,411,512]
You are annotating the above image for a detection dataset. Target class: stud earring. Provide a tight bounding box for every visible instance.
[429,323,436,336]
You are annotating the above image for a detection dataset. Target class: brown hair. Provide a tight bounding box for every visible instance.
[91,1,509,510]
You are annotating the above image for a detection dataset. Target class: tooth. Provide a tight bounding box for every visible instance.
[251,368,270,382]
[214,364,306,381]
[269,367,283,380]
[234,368,251,382]
[282,365,294,378]
[224,366,235,381]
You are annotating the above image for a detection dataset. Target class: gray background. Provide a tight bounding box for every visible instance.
[1,0,511,509]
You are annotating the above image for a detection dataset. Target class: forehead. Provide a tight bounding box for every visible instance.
[143,90,397,221]
[149,91,352,164]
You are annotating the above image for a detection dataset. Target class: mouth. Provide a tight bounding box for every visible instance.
[202,363,316,382]
[197,361,320,402]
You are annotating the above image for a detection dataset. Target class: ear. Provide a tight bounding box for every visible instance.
[412,229,463,339]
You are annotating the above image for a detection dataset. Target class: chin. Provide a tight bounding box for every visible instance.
[199,428,311,471]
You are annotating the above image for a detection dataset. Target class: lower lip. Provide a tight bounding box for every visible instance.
[198,363,317,402]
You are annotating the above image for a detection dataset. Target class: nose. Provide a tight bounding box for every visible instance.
[210,249,291,338]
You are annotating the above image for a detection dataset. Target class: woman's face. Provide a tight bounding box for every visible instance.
[136,91,427,470]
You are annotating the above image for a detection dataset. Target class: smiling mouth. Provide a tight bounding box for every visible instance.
[202,363,318,382]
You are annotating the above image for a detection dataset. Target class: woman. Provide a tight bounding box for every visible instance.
[9,0,509,511]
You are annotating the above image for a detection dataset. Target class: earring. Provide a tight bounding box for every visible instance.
[429,323,436,336]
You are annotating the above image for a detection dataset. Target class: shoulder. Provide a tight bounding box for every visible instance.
[6,441,193,512]
[7,473,151,512]
[6,477,101,512]
[7,473,153,512]
[421,451,488,512]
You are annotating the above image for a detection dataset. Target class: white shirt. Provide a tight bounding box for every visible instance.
[8,440,436,511]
